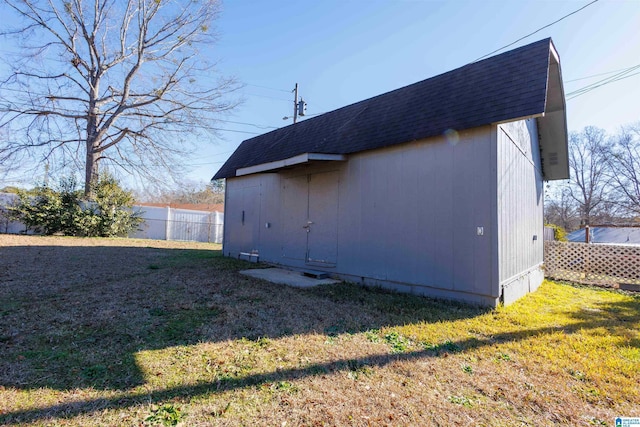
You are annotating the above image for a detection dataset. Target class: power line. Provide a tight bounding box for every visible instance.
[565,65,640,83]
[566,65,640,100]
[566,64,640,98]
[187,151,235,166]
[0,88,278,131]
[472,0,600,63]
[1,82,292,104]
[211,127,260,135]
[216,119,277,130]
[187,160,226,166]
[245,83,290,93]
[243,92,291,102]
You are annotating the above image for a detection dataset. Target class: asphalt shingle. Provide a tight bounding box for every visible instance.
[213,38,553,180]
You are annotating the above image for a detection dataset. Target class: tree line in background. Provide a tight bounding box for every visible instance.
[545,122,640,232]
[135,179,225,206]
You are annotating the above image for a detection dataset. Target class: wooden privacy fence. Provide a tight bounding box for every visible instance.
[544,241,640,287]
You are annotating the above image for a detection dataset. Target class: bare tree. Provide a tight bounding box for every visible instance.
[607,123,640,216]
[136,179,224,205]
[567,126,613,226]
[0,0,239,197]
[544,184,580,231]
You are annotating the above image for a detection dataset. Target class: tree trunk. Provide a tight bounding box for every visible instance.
[85,140,100,198]
[85,88,100,198]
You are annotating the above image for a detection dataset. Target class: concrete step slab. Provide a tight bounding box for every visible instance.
[240,268,339,288]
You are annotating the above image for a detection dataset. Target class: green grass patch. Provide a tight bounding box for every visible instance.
[383,331,410,353]
[145,404,183,426]
[448,395,473,408]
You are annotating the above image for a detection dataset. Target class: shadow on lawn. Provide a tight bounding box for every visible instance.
[0,243,638,424]
[3,297,639,425]
[0,243,487,393]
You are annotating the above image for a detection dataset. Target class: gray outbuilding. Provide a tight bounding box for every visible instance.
[213,38,569,307]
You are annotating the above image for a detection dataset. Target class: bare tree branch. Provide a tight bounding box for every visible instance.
[0,0,240,197]
[605,123,640,216]
[567,126,615,226]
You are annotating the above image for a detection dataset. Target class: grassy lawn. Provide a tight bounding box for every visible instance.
[0,235,638,426]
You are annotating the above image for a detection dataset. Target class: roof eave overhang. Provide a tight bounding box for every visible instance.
[492,113,545,126]
[538,42,570,181]
[235,153,347,177]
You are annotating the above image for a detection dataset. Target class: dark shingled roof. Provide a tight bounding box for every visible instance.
[213,38,554,180]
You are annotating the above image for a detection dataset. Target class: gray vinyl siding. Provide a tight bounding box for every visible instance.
[337,126,493,300]
[222,121,546,305]
[223,125,499,305]
[223,175,262,256]
[223,173,281,257]
[496,119,544,285]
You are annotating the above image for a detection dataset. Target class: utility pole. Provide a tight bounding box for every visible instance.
[283,83,306,123]
[293,83,299,124]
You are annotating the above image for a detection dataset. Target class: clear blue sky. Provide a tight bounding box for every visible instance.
[188,0,639,185]
[1,0,639,188]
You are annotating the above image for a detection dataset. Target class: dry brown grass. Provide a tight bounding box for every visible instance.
[0,234,638,426]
